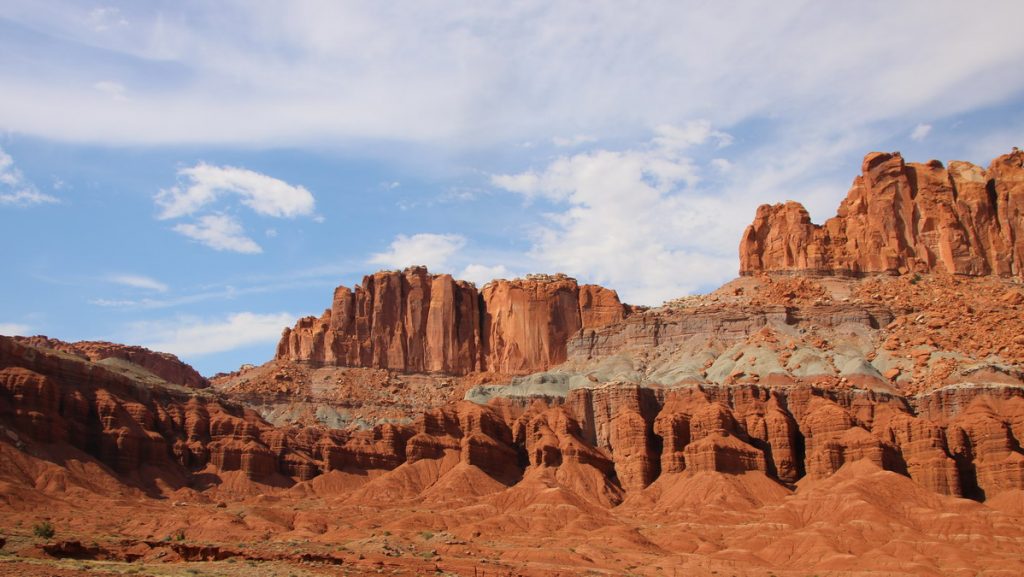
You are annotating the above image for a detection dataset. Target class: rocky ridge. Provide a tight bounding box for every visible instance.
[740,148,1024,276]
[13,336,208,389]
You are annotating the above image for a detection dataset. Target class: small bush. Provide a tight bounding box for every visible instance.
[33,521,55,539]
[419,531,434,540]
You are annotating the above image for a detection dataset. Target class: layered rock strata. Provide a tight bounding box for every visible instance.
[473,380,1024,500]
[277,268,627,375]
[2,334,1022,502]
[13,336,208,389]
[740,149,1024,276]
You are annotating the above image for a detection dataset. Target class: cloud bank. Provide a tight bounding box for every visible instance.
[0,2,1022,148]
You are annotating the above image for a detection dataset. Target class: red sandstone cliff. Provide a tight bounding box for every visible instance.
[276,268,627,375]
[740,149,1024,276]
[13,336,208,389]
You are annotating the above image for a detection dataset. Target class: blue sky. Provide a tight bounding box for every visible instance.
[1,1,1022,375]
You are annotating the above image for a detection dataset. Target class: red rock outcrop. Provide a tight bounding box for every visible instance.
[3,329,1024,509]
[566,384,660,491]
[740,149,1024,276]
[13,336,208,388]
[0,336,416,483]
[277,268,627,375]
[480,380,1024,498]
[277,268,483,374]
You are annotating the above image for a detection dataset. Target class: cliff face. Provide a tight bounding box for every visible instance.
[0,336,414,482]
[13,336,208,389]
[740,149,1024,276]
[277,268,483,374]
[276,268,627,375]
[4,333,1022,502]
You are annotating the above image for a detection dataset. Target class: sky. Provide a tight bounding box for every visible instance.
[1,1,1022,375]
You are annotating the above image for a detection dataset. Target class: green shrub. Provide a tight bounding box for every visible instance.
[33,521,55,539]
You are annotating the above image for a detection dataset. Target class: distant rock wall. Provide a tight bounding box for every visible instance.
[276,268,627,375]
[740,149,1024,277]
[14,336,208,389]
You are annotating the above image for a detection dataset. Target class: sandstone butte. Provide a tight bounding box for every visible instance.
[741,148,1024,276]
[276,269,628,375]
[1,150,1023,577]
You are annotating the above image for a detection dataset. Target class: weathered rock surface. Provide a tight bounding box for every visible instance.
[13,336,208,389]
[479,380,1024,499]
[740,149,1024,277]
[14,329,1020,502]
[277,268,483,374]
[0,336,409,483]
[277,268,627,375]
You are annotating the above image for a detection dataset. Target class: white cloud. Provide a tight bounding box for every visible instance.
[552,134,596,148]
[0,190,60,206]
[93,80,128,101]
[910,123,933,142]
[459,264,510,286]
[0,146,59,206]
[86,7,128,32]
[369,233,466,272]
[90,298,142,308]
[126,312,295,358]
[710,158,733,172]
[156,163,315,220]
[0,322,31,336]
[1,3,1022,148]
[173,214,262,254]
[108,274,168,292]
[156,163,315,253]
[652,121,732,152]
[492,125,741,304]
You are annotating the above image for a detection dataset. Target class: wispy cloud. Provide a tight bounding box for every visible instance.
[156,163,317,253]
[156,163,315,220]
[107,274,169,292]
[1,3,1021,148]
[0,146,59,206]
[552,134,596,148]
[492,124,739,304]
[86,7,128,32]
[124,312,295,358]
[370,233,466,271]
[459,264,509,286]
[93,80,128,101]
[910,123,933,142]
[0,322,31,336]
[173,214,262,254]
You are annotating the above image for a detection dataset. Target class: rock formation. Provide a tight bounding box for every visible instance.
[277,268,627,375]
[13,336,208,388]
[4,149,1024,577]
[10,329,1020,501]
[277,268,483,374]
[740,148,1024,276]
